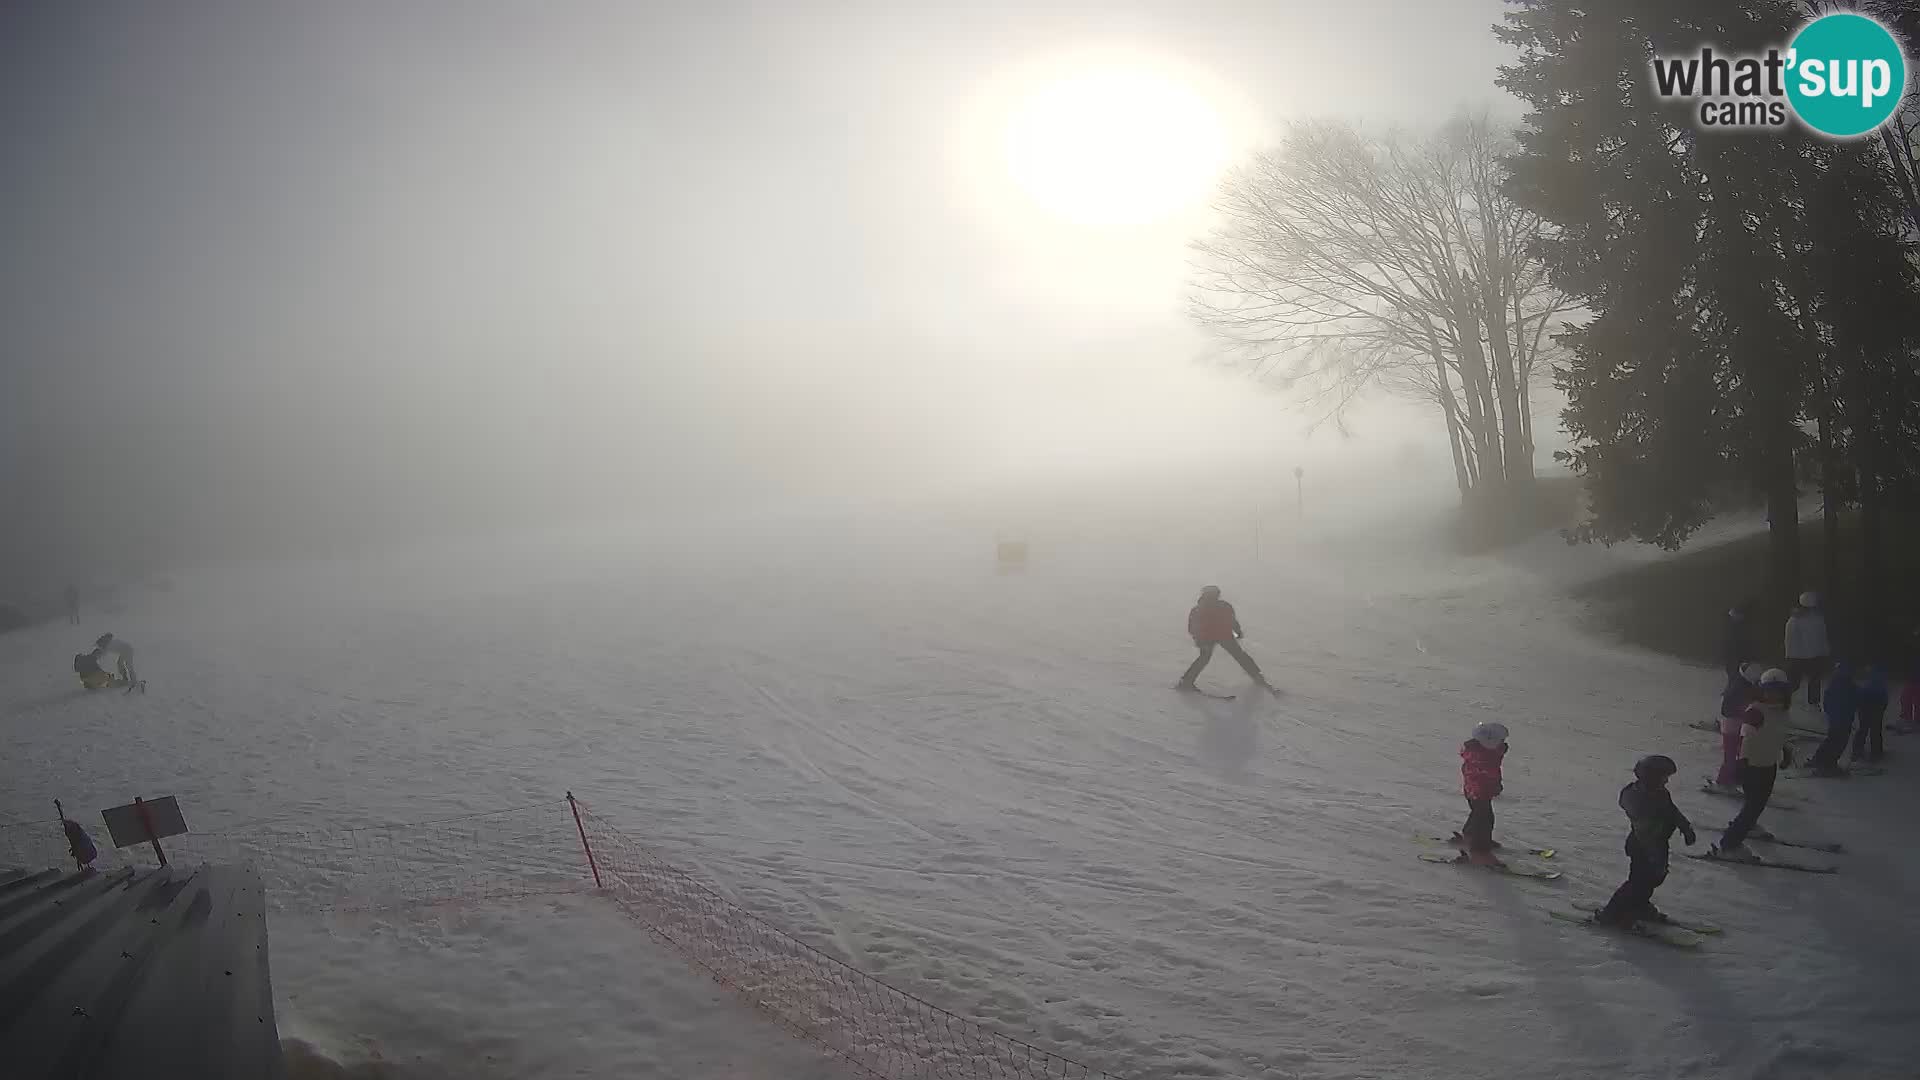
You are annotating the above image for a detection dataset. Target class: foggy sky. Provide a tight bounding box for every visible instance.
[0,0,1518,588]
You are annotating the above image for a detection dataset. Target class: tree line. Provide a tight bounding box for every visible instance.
[1194,0,1920,656]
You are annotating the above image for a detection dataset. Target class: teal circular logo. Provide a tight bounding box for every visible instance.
[1786,13,1908,138]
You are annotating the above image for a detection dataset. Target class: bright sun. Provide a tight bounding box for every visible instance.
[1002,66,1229,227]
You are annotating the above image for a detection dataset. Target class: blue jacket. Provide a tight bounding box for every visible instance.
[1719,671,1756,718]
[1856,667,1889,711]
[1824,662,1858,728]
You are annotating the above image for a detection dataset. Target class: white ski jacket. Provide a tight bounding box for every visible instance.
[1739,702,1795,767]
[1784,612,1829,660]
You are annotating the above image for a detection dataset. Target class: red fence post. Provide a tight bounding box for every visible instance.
[567,792,602,888]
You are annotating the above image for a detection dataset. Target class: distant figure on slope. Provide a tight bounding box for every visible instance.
[1710,668,1794,860]
[1594,755,1695,928]
[1720,603,1750,681]
[1850,664,1889,765]
[1899,665,1920,733]
[64,583,80,625]
[1713,663,1766,790]
[1783,592,1830,707]
[1807,660,1859,775]
[94,632,140,692]
[1176,586,1271,692]
[1454,722,1508,866]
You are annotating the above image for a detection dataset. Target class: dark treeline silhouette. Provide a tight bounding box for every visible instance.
[1499,0,1920,660]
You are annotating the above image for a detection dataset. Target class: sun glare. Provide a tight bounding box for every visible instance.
[1002,65,1229,227]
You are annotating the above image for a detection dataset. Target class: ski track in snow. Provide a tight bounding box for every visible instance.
[3,508,1917,1080]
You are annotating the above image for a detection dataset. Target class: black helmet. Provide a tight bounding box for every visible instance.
[1633,754,1678,781]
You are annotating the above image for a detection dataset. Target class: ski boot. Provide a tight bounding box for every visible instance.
[1709,843,1760,862]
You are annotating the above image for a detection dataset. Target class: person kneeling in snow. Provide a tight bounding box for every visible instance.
[1595,755,1695,928]
[94,632,139,692]
[1455,723,1508,866]
[74,648,117,690]
[1176,586,1271,692]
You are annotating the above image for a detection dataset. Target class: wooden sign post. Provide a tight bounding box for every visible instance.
[101,795,189,867]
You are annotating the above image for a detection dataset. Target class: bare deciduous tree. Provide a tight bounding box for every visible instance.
[1190,113,1578,509]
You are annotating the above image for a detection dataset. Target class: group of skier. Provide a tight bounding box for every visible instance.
[1725,591,1916,772]
[1445,672,1797,931]
[1175,582,1909,936]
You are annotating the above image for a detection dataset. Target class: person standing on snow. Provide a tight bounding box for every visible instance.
[1711,668,1795,860]
[1899,665,1919,734]
[1783,592,1830,707]
[1807,660,1859,775]
[1177,586,1272,692]
[1720,603,1750,681]
[1594,755,1695,928]
[1850,664,1890,765]
[94,633,139,691]
[1454,722,1508,865]
[64,583,80,625]
[1712,664,1766,790]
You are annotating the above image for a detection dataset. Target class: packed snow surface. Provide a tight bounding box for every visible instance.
[4,480,1916,1079]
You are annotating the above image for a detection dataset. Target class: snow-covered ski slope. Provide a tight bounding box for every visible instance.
[3,476,1916,1079]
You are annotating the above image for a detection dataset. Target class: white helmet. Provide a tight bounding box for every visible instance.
[1471,722,1509,748]
[1759,668,1791,690]
[1799,591,1820,607]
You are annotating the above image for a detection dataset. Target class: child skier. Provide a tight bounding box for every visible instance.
[1594,755,1695,927]
[1713,663,1765,790]
[1852,664,1890,764]
[1177,586,1272,692]
[1808,659,1859,775]
[1455,722,1508,866]
[1711,668,1795,860]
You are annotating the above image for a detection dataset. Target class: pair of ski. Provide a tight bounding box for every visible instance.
[1415,836,1561,880]
[1783,765,1887,779]
[1686,718,1828,739]
[1684,848,1837,874]
[1170,683,1284,702]
[1552,901,1717,949]
[1697,783,1803,811]
[1701,826,1843,854]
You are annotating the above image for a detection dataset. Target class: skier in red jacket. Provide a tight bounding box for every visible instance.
[1456,722,1509,865]
[1177,586,1272,692]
